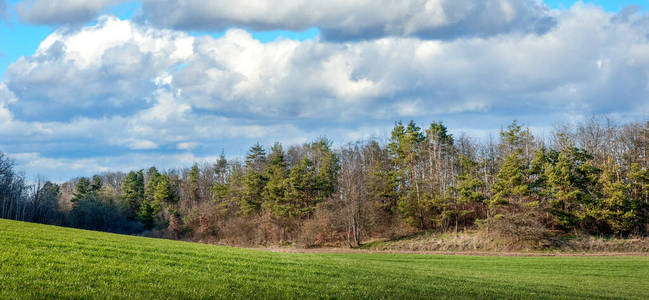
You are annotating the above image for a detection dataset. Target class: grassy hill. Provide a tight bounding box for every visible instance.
[0,219,648,299]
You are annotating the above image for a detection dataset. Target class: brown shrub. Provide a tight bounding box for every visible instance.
[200,213,209,235]
[299,207,347,248]
[218,216,258,246]
[168,214,182,238]
[477,205,554,250]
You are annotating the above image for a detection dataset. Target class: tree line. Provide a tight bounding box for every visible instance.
[2,118,648,247]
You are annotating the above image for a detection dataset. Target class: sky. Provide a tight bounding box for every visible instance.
[0,0,648,181]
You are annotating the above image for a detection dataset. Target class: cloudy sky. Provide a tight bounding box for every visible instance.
[0,0,648,181]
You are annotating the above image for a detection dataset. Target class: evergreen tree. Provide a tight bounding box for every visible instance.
[499,120,533,159]
[452,155,485,231]
[491,149,529,207]
[90,175,102,192]
[528,146,555,195]
[283,157,317,217]
[246,143,267,172]
[122,170,144,214]
[211,152,231,204]
[629,163,649,204]
[543,146,594,230]
[210,181,230,203]
[188,163,201,203]
[138,200,156,229]
[71,176,105,216]
[588,161,637,235]
[367,159,399,213]
[144,167,161,204]
[315,146,340,202]
[138,167,163,227]
[240,170,268,215]
[629,163,649,227]
[389,121,432,229]
[239,144,268,215]
[154,174,177,205]
[71,177,91,207]
[263,143,289,217]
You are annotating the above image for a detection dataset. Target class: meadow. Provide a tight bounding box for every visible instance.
[0,219,648,299]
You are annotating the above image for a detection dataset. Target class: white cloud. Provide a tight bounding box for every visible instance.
[7,6,649,127]
[16,0,124,25]
[177,142,198,150]
[127,139,158,150]
[0,83,17,105]
[5,16,194,121]
[13,0,554,41]
[142,0,555,41]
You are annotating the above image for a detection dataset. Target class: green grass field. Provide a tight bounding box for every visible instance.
[1,219,648,299]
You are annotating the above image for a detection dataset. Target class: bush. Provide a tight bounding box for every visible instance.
[477,208,553,249]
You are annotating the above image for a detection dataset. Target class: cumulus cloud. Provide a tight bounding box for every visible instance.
[2,3,649,181]
[0,84,17,127]
[165,5,649,124]
[142,0,556,41]
[5,16,193,121]
[16,0,123,25]
[7,6,649,126]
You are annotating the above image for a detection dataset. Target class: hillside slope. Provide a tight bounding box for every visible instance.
[0,219,648,299]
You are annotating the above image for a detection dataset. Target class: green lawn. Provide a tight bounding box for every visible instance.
[0,219,648,299]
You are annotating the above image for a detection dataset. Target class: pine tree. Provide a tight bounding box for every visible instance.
[367,160,399,213]
[284,157,317,217]
[543,147,590,229]
[246,143,267,173]
[590,161,636,235]
[498,120,533,160]
[528,146,555,195]
[138,167,162,227]
[122,170,144,214]
[263,143,289,217]
[144,167,161,204]
[629,163,649,206]
[154,174,177,205]
[629,163,649,227]
[210,181,229,203]
[315,147,340,202]
[388,121,431,229]
[138,200,156,229]
[188,163,201,204]
[452,155,485,231]
[241,171,266,215]
[491,149,529,207]
[239,144,268,215]
[71,177,91,207]
[74,177,90,195]
[90,175,102,192]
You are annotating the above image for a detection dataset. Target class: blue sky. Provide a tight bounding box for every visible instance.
[0,0,648,181]
[546,0,646,10]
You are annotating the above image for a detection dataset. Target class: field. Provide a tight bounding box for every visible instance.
[1,219,648,299]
